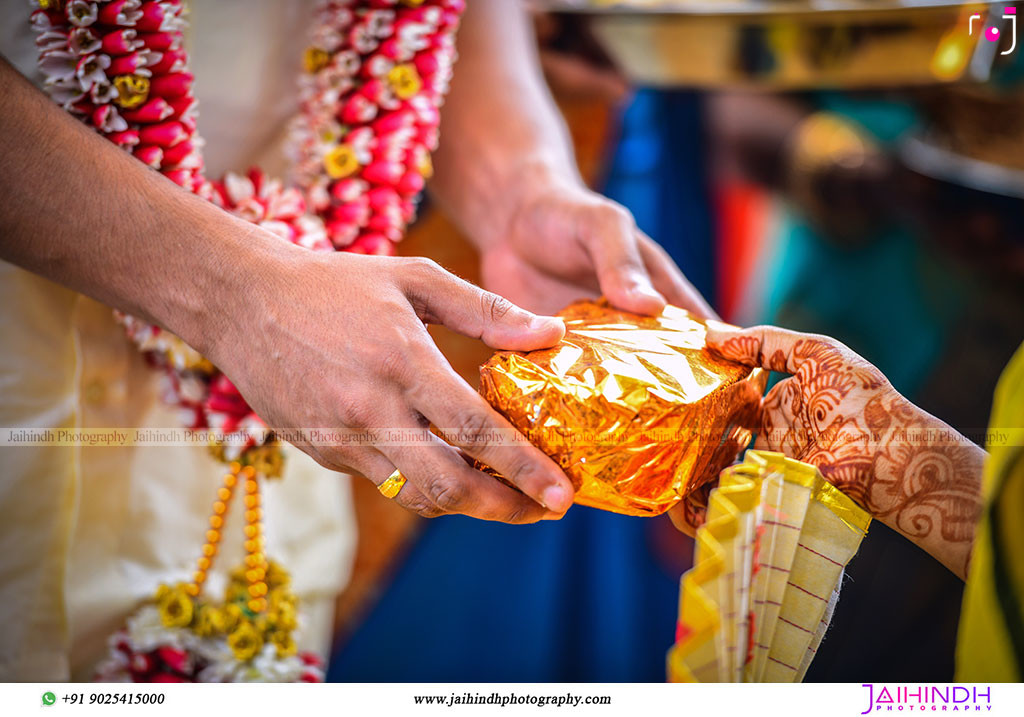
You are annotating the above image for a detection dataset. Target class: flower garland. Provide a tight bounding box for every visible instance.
[32,0,463,682]
[287,0,459,253]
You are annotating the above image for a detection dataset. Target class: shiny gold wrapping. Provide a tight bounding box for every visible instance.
[479,300,766,516]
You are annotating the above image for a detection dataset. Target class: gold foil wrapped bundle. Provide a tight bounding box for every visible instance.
[479,300,766,516]
[668,451,871,683]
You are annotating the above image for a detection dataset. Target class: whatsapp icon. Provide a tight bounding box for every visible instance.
[42,691,56,706]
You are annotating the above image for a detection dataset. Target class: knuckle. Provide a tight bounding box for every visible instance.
[377,345,412,382]
[305,443,361,476]
[596,201,632,229]
[401,492,446,518]
[503,503,538,525]
[415,504,447,519]
[447,408,493,447]
[375,295,414,321]
[402,256,444,283]
[350,311,407,359]
[336,394,375,429]
[479,291,514,324]
[490,451,537,491]
[503,453,535,482]
[318,448,358,475]
[304,445,336,471]
[371,324,421,383]
[424,477,469,512]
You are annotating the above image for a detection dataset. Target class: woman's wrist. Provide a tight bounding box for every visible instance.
[874,404,986,580]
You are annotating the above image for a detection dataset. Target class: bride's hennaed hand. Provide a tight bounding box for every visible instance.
[683,324,986,579]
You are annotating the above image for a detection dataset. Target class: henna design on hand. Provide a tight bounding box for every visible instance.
[668,482,712,537]
[713,329,986,580]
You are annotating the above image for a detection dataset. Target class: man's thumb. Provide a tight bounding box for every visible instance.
[401,258,565,351]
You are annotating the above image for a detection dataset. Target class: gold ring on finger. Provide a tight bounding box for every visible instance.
[378,468,407,499]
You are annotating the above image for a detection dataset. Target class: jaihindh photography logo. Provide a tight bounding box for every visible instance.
[970,6,1018,55]
[860,685,993,713]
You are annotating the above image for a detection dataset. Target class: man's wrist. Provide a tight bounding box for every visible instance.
[456,156,582,251]
[149,187,301,362]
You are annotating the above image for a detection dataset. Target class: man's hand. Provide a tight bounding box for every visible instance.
[0,57,576,525]
[477,177,714,318]
[429,0,712,320]
[673,324,986,579]
[209,250,575,523]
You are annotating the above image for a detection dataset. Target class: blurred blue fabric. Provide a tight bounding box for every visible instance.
[329,509,680,682]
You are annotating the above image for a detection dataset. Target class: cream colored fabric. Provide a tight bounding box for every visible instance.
[707,478,758,682]
[667,452,870,683]
[0,1,354,681]
[186,1,314,179]
[749,466,810,681]
[761,495,863,681]
[0,268,81,681]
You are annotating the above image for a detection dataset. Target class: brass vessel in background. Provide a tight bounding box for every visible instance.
[538,1,1002,88]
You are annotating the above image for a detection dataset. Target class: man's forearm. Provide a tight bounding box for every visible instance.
[0,56,290,357]
[430,0,581,248]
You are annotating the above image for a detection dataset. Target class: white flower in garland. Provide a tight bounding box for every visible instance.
[98,0,144,28]
[39,49,76,84]
[69,26,100,54]
[75,51,108,91]
[66,0,97,28]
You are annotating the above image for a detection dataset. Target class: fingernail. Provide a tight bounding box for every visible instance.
[529,315,563,332]
[632,284,664,303]
[541,484,571,513]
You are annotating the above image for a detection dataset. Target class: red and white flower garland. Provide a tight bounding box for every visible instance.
[288,0,460,253]
[32,0,463,681]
